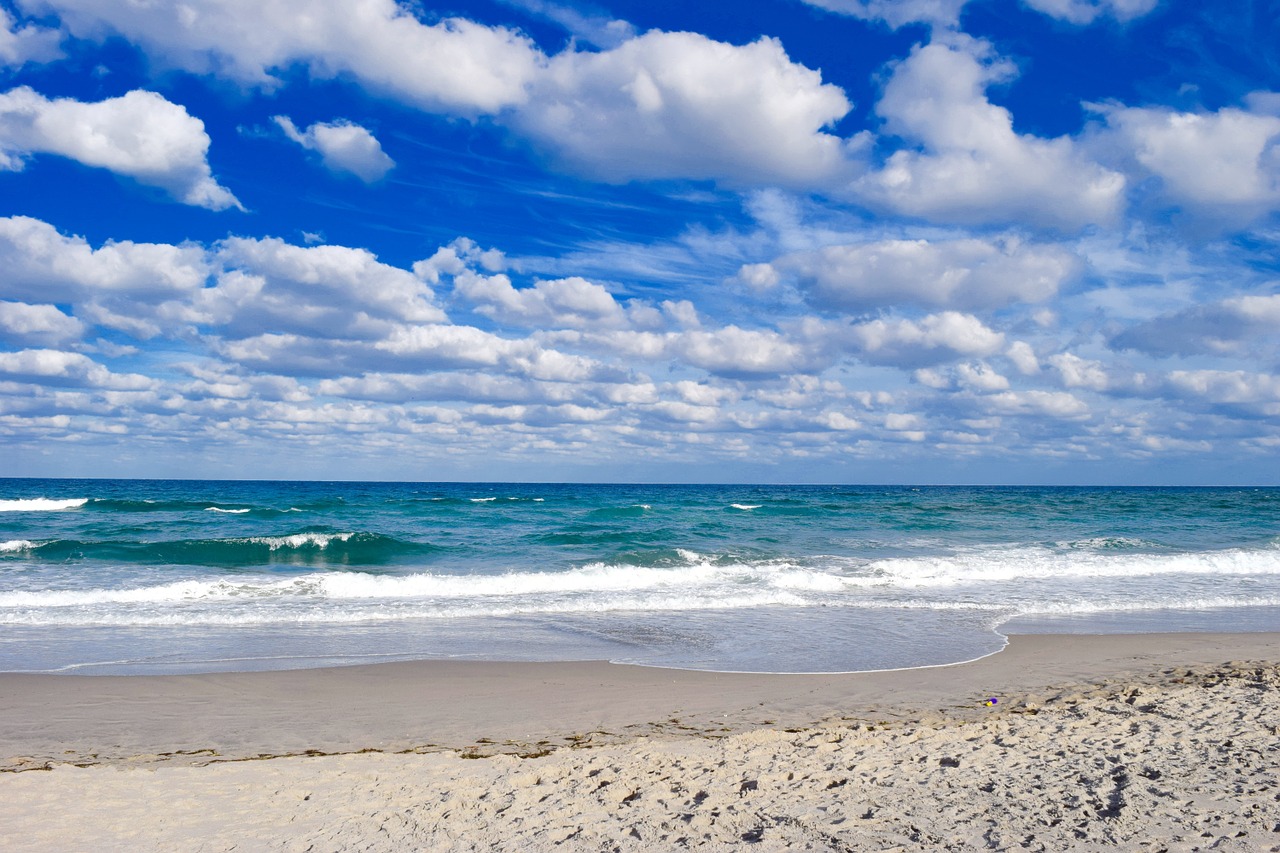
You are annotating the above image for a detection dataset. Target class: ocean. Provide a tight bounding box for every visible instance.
[1,479,1278,675]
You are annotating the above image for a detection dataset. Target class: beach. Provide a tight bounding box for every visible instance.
[3,631,1278,851]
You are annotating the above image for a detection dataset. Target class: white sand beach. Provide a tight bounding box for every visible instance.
[2,632,1278,851]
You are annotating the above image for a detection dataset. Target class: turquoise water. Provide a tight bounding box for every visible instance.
[2,480,1278,674]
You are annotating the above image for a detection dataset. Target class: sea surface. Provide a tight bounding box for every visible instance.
[1,479,1278,675]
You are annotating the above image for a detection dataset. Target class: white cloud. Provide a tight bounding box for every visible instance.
[1095,103,1280,222]
[798,0,967,29]
[454,272,629,330]
[413,237,507,284]
[24,0,543,114]
[855,39,1125,228]
[508,30,855,186]
[0,348,152,389]
[0,301,84,345]
[674,325,820,377]
[956,361,1010,391]
[1163,370,1280,410]
[1006,341,1041,375]
[0,7,61,67]
[911,360,1010,391]
[848,311,1004,366]
[0,216,209,306]
[206,237,447,339]
[736,262,781,292]
[1048,352,1110,391]
[984,389,1090,418]
[769,236,1080,312]
[274,116,394,182]
[0,86,240,209]
[1022,0,1158,25]
[372,323,597,382]
[0,217,447,342]
[19,3,863,189]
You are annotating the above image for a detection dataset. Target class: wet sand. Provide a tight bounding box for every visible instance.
[2,632,1278,850]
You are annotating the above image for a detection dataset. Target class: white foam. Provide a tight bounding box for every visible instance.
[0,498,88,512]
[248,532,355,550]
[865,544,1280,588]
[1,539,36,553]
[6,541,1280,630]
[205,507,250,514]
[0,557,821,610]
[731,504,761,510]
[470,497,497,503]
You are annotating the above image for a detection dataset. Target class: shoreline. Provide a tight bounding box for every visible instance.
[2,631,1276,770]
[3,631,1279,851]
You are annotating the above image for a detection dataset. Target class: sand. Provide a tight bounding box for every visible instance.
[1,632,1278,851]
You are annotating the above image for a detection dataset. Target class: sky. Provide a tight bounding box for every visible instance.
[0,0,1278,484]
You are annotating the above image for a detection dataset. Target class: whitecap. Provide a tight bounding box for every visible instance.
[0,498,88,512]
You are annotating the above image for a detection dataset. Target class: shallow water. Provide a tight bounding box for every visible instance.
[2,479,1278,673]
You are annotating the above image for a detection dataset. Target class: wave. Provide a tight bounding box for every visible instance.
[1,539,35,553]
[70,498,321,515]
[586,505,651,520]
[8,531,436,567]
[12,544,1277,609]
[0,498,88,512]
[862,542,1280,588]
[730,504,762,511]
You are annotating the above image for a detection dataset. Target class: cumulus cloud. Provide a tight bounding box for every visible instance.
[0,215,210,336]
[913,360,1011,391]
[673,326,822,377]
[453,272,630,330]
[274,116,394,182]
[855,39,1124,228]
[0,216,446,341]
[764,236,1081,312]
[205,237,447,339]
[1110,293,1280,356]
[0,301,84,345]
[17,2,864,189]
[506,30,856,186]
[0,7,61,67]
[413,237,508,284]
[0,348,152,389]
[1022,0,1158,25]
[1006,340,1041,375]
[1162,370,1280,412]
[0,86,240,209]
[848,311,1004,367]
[1094,103,1280,223]
[1047,352,1111,391]
[372,324,598,382]
[983,389,1090,418]
[23,0,543,114]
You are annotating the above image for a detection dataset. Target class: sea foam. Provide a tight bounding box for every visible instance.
[0,498,88,512]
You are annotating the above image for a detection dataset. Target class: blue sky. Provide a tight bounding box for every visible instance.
[1,0,1278,484]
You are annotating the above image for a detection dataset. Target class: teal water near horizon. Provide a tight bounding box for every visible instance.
[2,479,1278,674]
